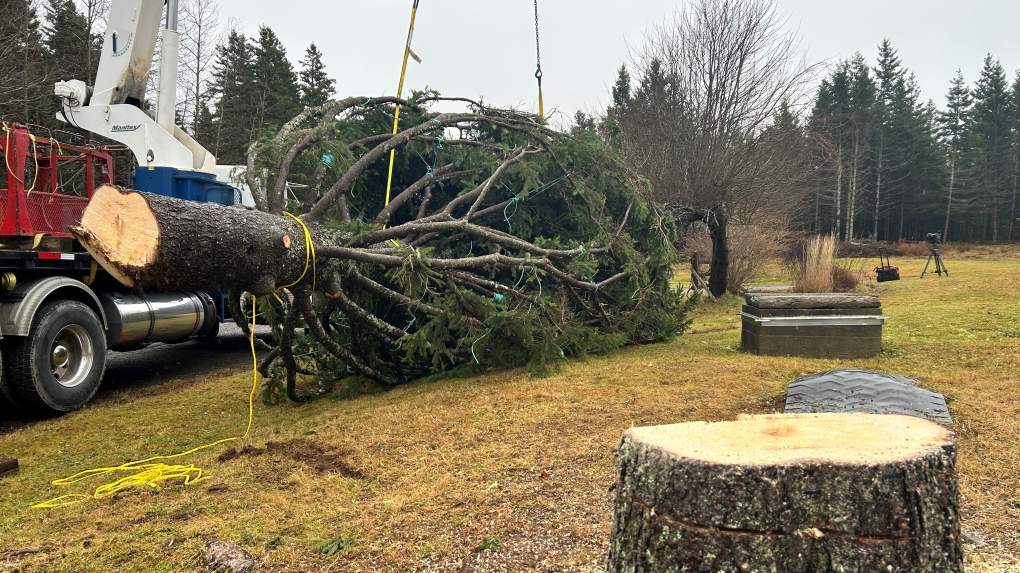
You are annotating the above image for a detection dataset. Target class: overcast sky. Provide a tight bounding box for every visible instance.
[217,0,1020,122]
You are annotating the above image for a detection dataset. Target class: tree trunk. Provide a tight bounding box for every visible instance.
[992,186,999,242]
[834,142,843,240]
[707,207,729,298]
[884,191,892,242]
[71,185,320,296]
[944,153,955,241]
[1009,154,1018,240]
[847,135,860,240]
[609,413,962,573]
[1010,167,1018,241]
[814,185,820,233]
[898,197,905,241]
[874,141,883,239]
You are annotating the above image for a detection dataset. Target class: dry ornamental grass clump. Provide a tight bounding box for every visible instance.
[725,223,790,294]
[791,235,862,293]
[796,235,836,292]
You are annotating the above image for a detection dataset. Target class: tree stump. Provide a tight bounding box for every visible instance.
[608,413,961,573]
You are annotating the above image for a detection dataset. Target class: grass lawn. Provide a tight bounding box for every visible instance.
[1,248,1018,572]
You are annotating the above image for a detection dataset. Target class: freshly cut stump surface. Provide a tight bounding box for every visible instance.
[608,413,961,573]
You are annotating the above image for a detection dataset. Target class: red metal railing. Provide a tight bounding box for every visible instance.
[26,192,90,235]
[1,122,114,238]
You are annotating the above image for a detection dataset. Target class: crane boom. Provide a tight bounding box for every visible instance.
[90,0,163,108]
[51,0,248,206]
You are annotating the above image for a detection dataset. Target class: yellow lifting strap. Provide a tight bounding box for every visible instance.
[383,0,422,209]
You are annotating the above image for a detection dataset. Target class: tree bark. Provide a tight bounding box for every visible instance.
[70,185,320,296]
[898,197,905,241]
[1009,160,1018,241]
[848,133,860,240]
[707,207,729,298]
[609,413,962,573]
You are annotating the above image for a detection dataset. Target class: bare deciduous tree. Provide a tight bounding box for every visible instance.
[177,0,220,133]
[0,0,48,120]
[615,0,816,296]
[76,0,109,84]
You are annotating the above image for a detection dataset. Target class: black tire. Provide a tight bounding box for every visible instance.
[0,350,22,411]
[5,300,107,413]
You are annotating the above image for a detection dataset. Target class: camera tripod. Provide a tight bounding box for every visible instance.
[921,244,948,278]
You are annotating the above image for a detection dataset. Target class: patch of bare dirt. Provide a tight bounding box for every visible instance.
[218,439,367,480]
[217,445,263,462]
[745,392,788,415]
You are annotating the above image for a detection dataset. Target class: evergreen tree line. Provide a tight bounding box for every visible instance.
[195,25,335,165]
[1,0,104,128]
[0,0,336,168]
[6,3,1016,245]
[802,40,1019,243]
[599,38,1020,245]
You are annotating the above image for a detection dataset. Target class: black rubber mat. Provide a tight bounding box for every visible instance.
[784,368,952,424]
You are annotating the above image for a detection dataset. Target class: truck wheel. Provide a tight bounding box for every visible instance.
[5,300,107,413]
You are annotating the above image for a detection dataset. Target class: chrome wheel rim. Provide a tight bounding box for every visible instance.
[51,324,94,388]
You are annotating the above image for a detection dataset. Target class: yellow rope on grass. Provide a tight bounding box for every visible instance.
[32,212,315,509]
[32,304,260,509]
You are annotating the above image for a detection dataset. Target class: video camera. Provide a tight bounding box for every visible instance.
[921,231,948,277]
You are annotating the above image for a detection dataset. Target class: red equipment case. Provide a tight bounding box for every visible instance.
[875,247,900,282]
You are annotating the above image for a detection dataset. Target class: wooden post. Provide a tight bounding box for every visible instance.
[608,413,962,573]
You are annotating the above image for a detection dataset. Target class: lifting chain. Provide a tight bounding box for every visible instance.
[534,0,544,119]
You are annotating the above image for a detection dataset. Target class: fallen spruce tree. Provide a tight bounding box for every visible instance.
[72,94,693,401]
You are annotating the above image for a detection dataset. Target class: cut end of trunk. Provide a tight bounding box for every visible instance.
[71,185,160,288]
[627,412,952,466]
